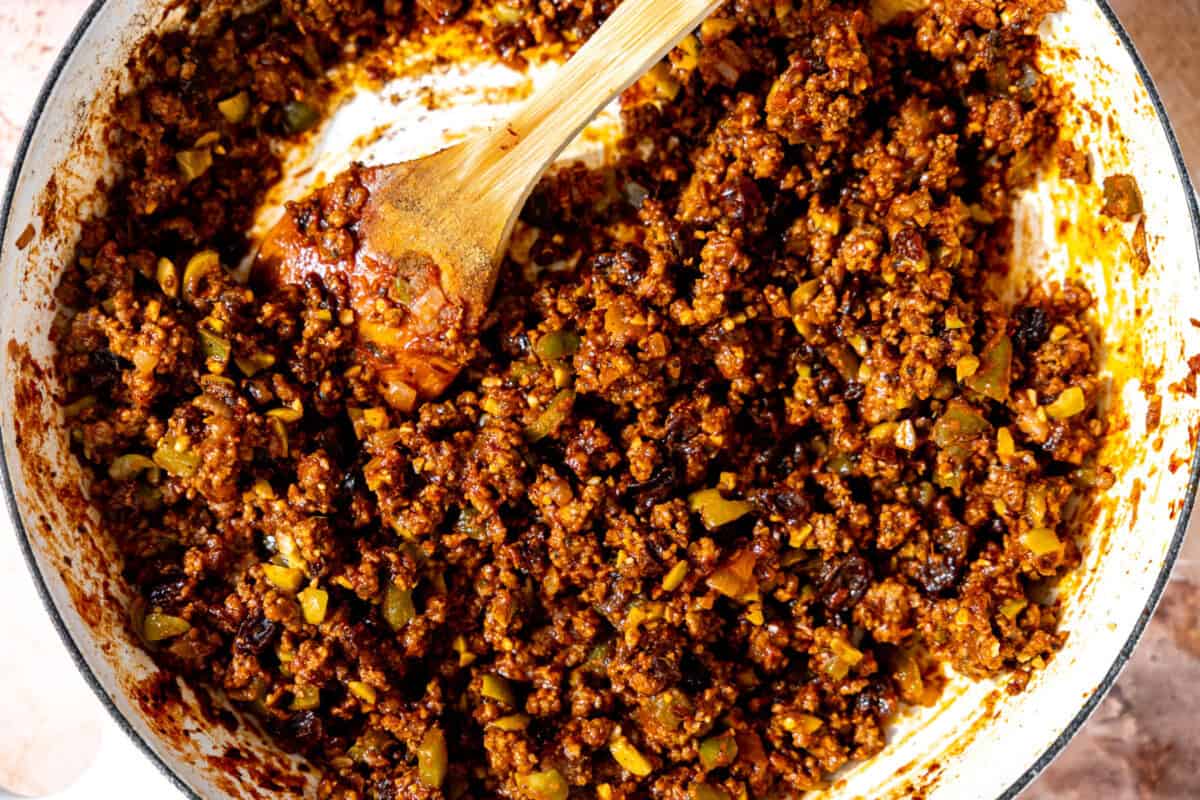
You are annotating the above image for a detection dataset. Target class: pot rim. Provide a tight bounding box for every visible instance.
[0,2,1196,799]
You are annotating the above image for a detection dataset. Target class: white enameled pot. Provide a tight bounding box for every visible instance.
[2,1,1199,798]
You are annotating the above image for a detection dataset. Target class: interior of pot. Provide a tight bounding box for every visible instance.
[1,1,1198,798]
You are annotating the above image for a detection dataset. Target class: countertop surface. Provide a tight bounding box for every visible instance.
[1,1,1199,798]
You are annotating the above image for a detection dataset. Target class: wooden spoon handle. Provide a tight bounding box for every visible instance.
[456,0,724,228]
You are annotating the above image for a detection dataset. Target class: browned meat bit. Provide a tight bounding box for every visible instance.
[1102,173,1144,220]
[765,10,873,148]
[54,1,1112,798]
[1055,139,1092,183]
[417,0,465,24]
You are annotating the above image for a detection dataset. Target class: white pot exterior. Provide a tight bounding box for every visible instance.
[1,2,1198,798]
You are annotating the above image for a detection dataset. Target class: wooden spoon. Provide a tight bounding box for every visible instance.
[255,0,723,408]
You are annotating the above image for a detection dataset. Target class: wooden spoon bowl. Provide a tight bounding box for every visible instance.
[254,0,724,409]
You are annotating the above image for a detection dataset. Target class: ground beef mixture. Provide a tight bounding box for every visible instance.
[53,1,1113,798]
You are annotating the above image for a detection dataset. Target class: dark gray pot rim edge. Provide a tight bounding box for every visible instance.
[0,3,1194,799]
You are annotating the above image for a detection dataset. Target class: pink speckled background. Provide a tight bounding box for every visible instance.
[1,2,1199,798]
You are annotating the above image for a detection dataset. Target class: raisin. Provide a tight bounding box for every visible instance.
[1012,306,1049,352]
[719,176,764,227]
[754,487,811,528]
[281,710,324,751]
[147,577,187,608]
[235,614,279,655]
[679,652,710,693]
[819,554,873,611]
[854,680,898,719]
[919,553,961,595]
[630,461,680,514]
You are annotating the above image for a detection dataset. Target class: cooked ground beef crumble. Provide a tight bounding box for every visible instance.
[52,0,1113,798]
